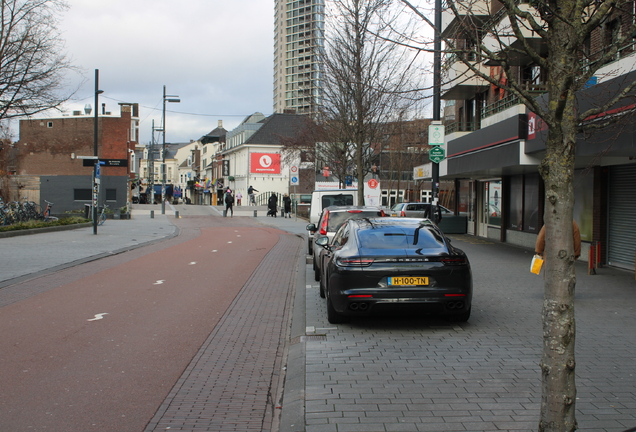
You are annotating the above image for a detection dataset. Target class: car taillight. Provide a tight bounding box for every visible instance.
[337,257,374,266]
[319,210,329,235]
[400,210,406,217]
[380,209,386,217]
[347,210,363,213]
[440,257,468,266]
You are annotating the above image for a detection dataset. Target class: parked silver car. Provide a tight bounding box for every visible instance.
[389,202,452,219]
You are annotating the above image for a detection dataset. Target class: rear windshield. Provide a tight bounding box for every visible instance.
[321,194,354,208]
[327,210,383,231]
[357,225,445,250]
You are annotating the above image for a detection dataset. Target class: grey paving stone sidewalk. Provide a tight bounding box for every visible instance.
[300,235,636,432]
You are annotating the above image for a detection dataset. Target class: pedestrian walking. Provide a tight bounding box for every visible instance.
[236,191,242,206]
[248,185,258,206]
[535,220,581,259]
[267,193,278,217]
[283,193,292,218]
[224,189,235,217]
[424,204,442,224]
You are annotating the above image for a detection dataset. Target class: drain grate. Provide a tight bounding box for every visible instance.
[290,334,327,345]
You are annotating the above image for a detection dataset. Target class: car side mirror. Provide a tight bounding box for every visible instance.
[306,223,317,232]
[315,236,330,249]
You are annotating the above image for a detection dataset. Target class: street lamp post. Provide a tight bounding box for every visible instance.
[93,69,104,235]
[161,85,180,215]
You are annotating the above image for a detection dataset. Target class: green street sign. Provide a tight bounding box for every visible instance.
[429,146,445,164]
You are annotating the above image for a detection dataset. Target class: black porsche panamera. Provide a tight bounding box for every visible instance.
[316,217,473,324]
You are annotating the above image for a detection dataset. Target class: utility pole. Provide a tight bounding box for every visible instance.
[161,85,180,214]
[148,120,155,205]
[432,0,442,221]
[93,70,103,234]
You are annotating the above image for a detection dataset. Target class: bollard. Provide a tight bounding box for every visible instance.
[253,210,257,217]
[175,211,179,218]
[150,210,154,219]
[223,210,227,217]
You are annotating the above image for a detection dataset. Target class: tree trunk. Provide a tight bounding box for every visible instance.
[538,32,579,431]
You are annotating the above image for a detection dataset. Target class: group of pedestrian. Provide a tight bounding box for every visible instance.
[266,193,292,218]
[223,187,291,218]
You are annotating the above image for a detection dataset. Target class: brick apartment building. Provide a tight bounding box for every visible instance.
[8,103,139,214]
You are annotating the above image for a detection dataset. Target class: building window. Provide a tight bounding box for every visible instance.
[105,189,117,201]
[74,189,91,200]
[47,122,53,128]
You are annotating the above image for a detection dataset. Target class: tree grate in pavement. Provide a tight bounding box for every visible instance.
[144,233,302,432]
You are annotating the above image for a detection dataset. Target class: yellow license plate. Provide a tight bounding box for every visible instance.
[388,276,429,286]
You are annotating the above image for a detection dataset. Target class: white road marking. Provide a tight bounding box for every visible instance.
[153,280,165,285]
[189,262,197,265]
[88,313,108,321]
[227,241,232,244]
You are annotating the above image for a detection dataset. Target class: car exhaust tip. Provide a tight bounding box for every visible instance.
[446,301,464,310]
[358,302,369,311]
[349,303,359,310]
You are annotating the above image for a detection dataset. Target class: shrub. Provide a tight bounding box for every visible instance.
[0,217,90,232]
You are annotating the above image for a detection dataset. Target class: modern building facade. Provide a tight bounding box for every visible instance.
[438,1,636,268]
[273,0,325,115]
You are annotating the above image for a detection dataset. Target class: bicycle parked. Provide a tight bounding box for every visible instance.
[41,200,58,222]
[97,204,109,226]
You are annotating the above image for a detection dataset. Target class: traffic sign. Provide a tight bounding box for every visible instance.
[290,175,299,186]
[429,146,445,164]
[428,124,445,146]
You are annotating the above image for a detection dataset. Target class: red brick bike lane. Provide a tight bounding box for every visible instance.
[0,216,302,432]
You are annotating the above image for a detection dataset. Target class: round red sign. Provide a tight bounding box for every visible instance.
[368,179,379,189]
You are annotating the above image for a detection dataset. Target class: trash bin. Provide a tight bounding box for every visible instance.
[84,204,92,219]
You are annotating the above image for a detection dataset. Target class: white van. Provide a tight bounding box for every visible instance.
[307,189,358,254]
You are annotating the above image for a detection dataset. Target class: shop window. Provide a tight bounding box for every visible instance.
[523,174,540,233]
[506,174,540,233]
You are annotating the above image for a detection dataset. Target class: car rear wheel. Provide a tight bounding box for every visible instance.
[327,295,350,324]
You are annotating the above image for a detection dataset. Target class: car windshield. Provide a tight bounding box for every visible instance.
[357,225,446,250]
[327,210,382,231]
[321,194,354,208]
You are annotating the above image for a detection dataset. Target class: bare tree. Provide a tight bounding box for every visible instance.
[378,115,431,204]
[318,0,425,202]
[0,0,76,121]
[400,0,636,430]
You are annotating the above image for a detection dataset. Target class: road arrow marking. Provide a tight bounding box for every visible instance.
[88,313,108,321]
[153,280,165,285]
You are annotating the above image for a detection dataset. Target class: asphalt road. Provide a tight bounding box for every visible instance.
[0,208,305,431]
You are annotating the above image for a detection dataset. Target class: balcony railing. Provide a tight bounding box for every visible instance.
[481,84,547,118]
[581,40,636,72]
[445,121,480,134]
[481,94,522,118]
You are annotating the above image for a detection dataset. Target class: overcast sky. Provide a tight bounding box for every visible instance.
[56,0,274,145]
